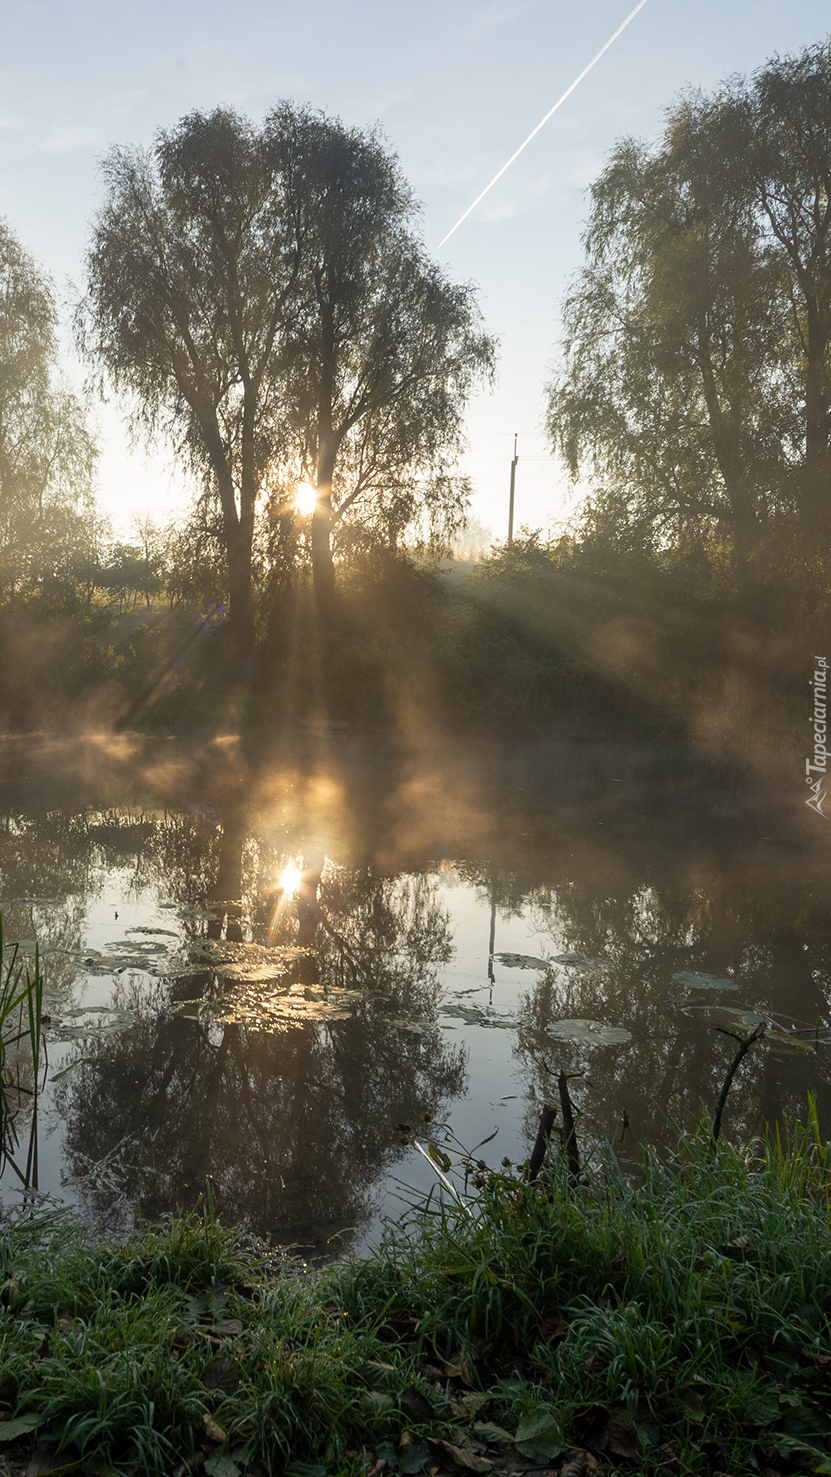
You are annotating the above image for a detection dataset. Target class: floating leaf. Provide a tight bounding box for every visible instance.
[546,1018,631,1046]
[492,952,550,970]
[50,1058,90,1082]
[440,1004,520,1029]
[680,1004,765,1029]
[672,970,738,991]
[552,953,611,971]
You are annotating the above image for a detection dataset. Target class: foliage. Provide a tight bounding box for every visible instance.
[0,916,42,1174]
[547,39,831,574]
[80,105,496,649]
[0,218,98,602]
[4,1117,831,1473]
[268,106,496,613]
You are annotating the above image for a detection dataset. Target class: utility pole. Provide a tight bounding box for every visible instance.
[507,433,519,544]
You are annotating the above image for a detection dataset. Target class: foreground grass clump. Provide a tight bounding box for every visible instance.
[3,1120,831,1475]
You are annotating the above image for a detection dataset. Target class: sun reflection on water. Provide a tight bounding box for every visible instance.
[267,858,304,942]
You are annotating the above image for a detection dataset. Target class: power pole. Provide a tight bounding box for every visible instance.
[507,433,519,544]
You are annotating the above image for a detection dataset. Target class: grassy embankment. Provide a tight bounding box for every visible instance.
[2,542,825,744]
[1,1114,831,1476]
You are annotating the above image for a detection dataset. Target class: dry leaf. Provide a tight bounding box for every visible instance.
[204,1356,241,1392]
[209,1318,243,1338]
[203,1413,227,1443]
[401,1385,435,1423]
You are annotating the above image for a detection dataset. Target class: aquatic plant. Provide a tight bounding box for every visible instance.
[0,915,43,1183]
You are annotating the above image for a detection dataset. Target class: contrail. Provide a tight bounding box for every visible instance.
[437,0,650,249]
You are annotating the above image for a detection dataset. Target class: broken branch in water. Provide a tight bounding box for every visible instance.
[711,1021,767,1145]
[558,1071,581,1188]
[528,1103,557,1181]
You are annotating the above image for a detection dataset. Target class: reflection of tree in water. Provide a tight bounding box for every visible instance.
[471,860,831,1157]
[58,823,466,1248]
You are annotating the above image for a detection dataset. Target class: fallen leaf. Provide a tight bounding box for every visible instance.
[428,1441,491,1474]
[25,1449,75,1477]
[204,1450,241,1477]
[209,1318,243,1338]
[401,1386,435,1423]
[606,1419,638,1458]
[557,1453,599,1477]
[0,1413,39,1441]
[204,1356,241,1392]
[472,1422,512,1448]
[514,1409,563,1462]
[203,1413,227,1443]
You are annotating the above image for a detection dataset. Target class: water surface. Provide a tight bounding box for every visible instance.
[0,730,827,1252]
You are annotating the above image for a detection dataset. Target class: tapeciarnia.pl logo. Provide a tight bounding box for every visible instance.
[806,656,828,815]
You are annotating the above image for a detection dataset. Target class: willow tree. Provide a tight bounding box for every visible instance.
[79,108,305,662]
[268,108,497,620]
[0,219,96,599]
[547,40,831,572]
[82,105,496,648]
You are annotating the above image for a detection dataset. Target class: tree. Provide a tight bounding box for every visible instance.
[546,41,831,574]
[81,105,496,651]
[79,108,308,664]
[269,109,496,619]
[0,219,97,600]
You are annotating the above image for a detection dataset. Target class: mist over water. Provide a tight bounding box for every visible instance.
[0,729,828,1253]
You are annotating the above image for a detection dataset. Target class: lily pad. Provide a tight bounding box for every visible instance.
[128,926,180,938]
[552,953,611,971]
[681,1003,764,1029]
[492,952,550,970]
[546,1018,631,1046]
[673,970,739,991]
[441,1003,520,1029]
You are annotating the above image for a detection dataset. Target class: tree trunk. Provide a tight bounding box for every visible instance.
[312,433,337,627]
[311,492,335,626]
[225,506,256,673]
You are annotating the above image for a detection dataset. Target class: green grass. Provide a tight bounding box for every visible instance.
[2,1114,831,1474]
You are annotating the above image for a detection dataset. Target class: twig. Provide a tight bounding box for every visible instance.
[711,1021,767,1145]
[558,1071,581,1188]
[528,1104,557,1181]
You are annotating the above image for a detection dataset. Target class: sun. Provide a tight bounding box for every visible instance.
[278,860,303,897]
[295,482,317,517]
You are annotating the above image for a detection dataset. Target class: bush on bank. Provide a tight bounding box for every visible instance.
[1,1117,831,1475]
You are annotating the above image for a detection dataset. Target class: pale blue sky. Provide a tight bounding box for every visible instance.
[1,0,827,538]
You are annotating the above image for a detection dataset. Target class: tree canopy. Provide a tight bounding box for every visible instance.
[81,105,496,650]
[0,219,97,600]
[546,40,831,581]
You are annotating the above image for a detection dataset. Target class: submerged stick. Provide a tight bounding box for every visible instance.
[558,1071,581,1188]
[528,1104,557,1181]
[711,1021,767,1145]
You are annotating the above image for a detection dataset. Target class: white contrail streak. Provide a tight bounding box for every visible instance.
[437,0,650,249]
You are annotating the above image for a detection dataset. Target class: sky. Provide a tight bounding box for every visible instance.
[1,0,828,541]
